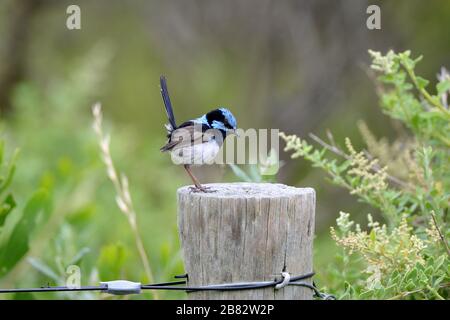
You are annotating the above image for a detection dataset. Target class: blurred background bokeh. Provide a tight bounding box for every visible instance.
[0,0,449,299]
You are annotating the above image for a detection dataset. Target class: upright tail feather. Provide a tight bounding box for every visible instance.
[160,75,177,131]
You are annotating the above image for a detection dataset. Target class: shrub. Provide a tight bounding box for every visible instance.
[280,50,450,299]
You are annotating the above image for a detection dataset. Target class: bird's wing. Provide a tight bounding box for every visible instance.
[160,122,214,152]
[160,75,177,131]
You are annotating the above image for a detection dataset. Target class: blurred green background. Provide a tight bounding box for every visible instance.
[0,0,449,299]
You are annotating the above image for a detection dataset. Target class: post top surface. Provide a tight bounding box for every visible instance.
[177,182,314,198]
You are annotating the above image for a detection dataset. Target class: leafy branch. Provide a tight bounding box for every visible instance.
[280,50,450,299]
[308,132,410,189]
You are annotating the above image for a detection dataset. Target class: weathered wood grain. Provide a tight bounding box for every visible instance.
[177,183,315,300]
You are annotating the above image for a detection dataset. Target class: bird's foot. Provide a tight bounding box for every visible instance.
[189,185,216,193]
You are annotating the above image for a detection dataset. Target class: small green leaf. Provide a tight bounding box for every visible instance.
[434,255,446,271]
[407,268,418,283]
[437,80,450,95]
[0,194,16,227]
[69,247,91,266]
[415,76,429,89]
[97,243,127,281]
[413,55,423,64]
[0,149,19,196]
[369,229,376,242]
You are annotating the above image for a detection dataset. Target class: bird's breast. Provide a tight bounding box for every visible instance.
[170,140,220,165]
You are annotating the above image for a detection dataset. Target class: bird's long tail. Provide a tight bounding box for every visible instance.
[160,75,177,132]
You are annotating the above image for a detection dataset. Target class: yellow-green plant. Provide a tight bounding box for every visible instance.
[280,50,450,299]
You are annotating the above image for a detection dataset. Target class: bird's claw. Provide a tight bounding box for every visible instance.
[189,186,216,193]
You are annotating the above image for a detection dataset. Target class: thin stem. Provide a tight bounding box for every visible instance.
[133,224,155,286]
[309,133,348,159]
[431,212,450,257]
[92,103,159,299]
[403,63,450,118]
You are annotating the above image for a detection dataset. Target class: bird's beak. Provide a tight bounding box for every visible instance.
[231,128,239,137]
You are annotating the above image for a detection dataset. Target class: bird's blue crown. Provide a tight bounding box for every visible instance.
[195,107,237,133]
[218,108,237,129]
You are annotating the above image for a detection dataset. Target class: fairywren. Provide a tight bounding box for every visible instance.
[159,75,238,192]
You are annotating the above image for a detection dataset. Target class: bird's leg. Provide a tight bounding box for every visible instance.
[183,164,202,188]
[183,165,215,193]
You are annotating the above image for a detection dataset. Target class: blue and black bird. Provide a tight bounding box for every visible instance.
[159,75,238,192]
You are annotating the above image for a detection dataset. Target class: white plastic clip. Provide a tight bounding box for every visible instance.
[100,280,142,295]
[275,272,291,290]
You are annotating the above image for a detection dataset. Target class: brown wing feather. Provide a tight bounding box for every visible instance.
[160,125,211,152]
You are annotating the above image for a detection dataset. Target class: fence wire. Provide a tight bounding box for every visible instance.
[0,271,335,300]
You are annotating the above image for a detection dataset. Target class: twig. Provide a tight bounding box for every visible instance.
[308,133,410,189]
[326,129,338,149]
[362,64,386,98]
[92,103,159,299]
[309,133,348,159]
[431,212,450,257]
[362,150,411,189]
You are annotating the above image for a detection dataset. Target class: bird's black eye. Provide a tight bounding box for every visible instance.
[223,121,233,129]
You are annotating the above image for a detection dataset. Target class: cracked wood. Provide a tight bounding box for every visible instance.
[177,182,315,300]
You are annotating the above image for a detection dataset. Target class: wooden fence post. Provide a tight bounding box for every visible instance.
[177,182,315,300]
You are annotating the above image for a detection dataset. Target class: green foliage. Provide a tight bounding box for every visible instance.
[0,47,185,299]
[0,142,52,278]
[97,243,127,281]
[0,189,51,278]
[369,50,450,147]
[332,212,448,299]
[281,50,450,299]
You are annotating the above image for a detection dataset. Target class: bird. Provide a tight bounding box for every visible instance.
[159,75,238,192]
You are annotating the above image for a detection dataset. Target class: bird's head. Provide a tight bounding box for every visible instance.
[204,108,238,136]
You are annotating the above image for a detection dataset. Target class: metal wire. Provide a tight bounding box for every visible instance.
[0,271,335,299]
